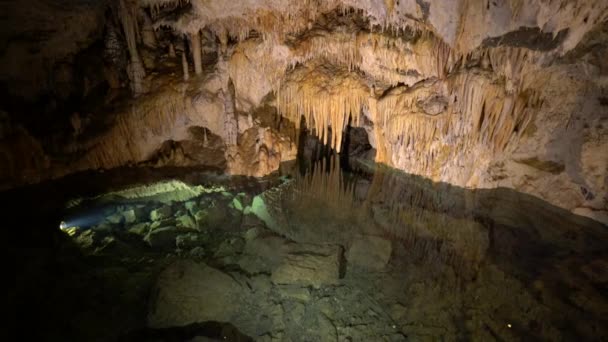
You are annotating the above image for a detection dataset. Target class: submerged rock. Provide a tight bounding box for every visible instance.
[176,214,197,230]
[213,237,245,259]
[144,226,180,249]
[176,233,206,250]
[150,205,173,221]
[271,244,342,288]
[148,260,245,328]
[122,206,147,224]
[150,218,176,230]
[128,222,149,235]
[185,200,200,215]
[105,212,124,225]
[193,209,208,229]
[346,235,392,271]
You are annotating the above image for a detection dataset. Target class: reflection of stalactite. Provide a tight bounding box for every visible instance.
[291,154,355,212]
[282,155,487,272]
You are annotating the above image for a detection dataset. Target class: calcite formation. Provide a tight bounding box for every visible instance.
[0,0,606,223]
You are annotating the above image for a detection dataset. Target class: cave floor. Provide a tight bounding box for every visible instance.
[7,164,608,341]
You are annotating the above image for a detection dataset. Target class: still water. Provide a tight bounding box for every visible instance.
[9,157,608,341]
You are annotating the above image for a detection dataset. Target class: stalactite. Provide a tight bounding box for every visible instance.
[78,87,191,170]
[181,52,189,81]
[169,42,176,57]
[190,31,202,75]
[141,9,157,48]
[277,62,369,152]
[118,0,146,95]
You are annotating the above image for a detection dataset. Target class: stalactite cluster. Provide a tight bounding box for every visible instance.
[281,154,487,269]
[277,62,368,152]
[1,0,605,220]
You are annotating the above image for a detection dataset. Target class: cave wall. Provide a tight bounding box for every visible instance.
[0,0,606,223]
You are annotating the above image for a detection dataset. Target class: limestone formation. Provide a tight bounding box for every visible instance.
[0,0,606,223]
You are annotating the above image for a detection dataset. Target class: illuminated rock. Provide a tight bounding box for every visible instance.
[150,206,173,221]
[176,214,197,230]
[148,260,245,327]
[271,244,342,288]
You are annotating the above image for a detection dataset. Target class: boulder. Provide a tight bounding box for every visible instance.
[346,235,392,271]
[232,197,244,211]
[128,222,150,235]
[213,237,245,258]
[271,244,342,288]
[185,200,200,215]
[242,227,260,241]
[193,209,209,229]
[74,230,99,250]
[122,209,138,224]
[150,218,176,230]
[250,195,280,232]
[121,207,147,224]
[150,205,173,221]
[207,203,228,228]
[148,260,245,328]
[238,235,292,274]
[176,233,205,249]
[241,213,265,230]
[278,286,311,303]
[144,226,179,249]
[105,212,123,225]
[176,214,197,230]
[189,246,206,259]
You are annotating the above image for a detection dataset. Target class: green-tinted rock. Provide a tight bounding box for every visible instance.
[193,209,209,229]
[128,222,150,235]
[232,197,244,211]
[144,226,179,249]
[176,214,197,230]
[150,205,173,221]
[106,213,123,225]
[151,218,176,230]
[176,233,205,249]
[251,196,279,232]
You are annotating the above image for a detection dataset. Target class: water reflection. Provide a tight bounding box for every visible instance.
[5,159,607,341]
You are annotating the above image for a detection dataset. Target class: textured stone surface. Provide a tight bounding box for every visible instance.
[271,244,342,288]
[347,235,392,271]
[148,260,245,327]
[150,206,173,221]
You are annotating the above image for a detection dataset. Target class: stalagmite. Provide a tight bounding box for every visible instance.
[190,31,202,75]
[169,42,176,57]
[181,52,189,81]
[223,79,238,146]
